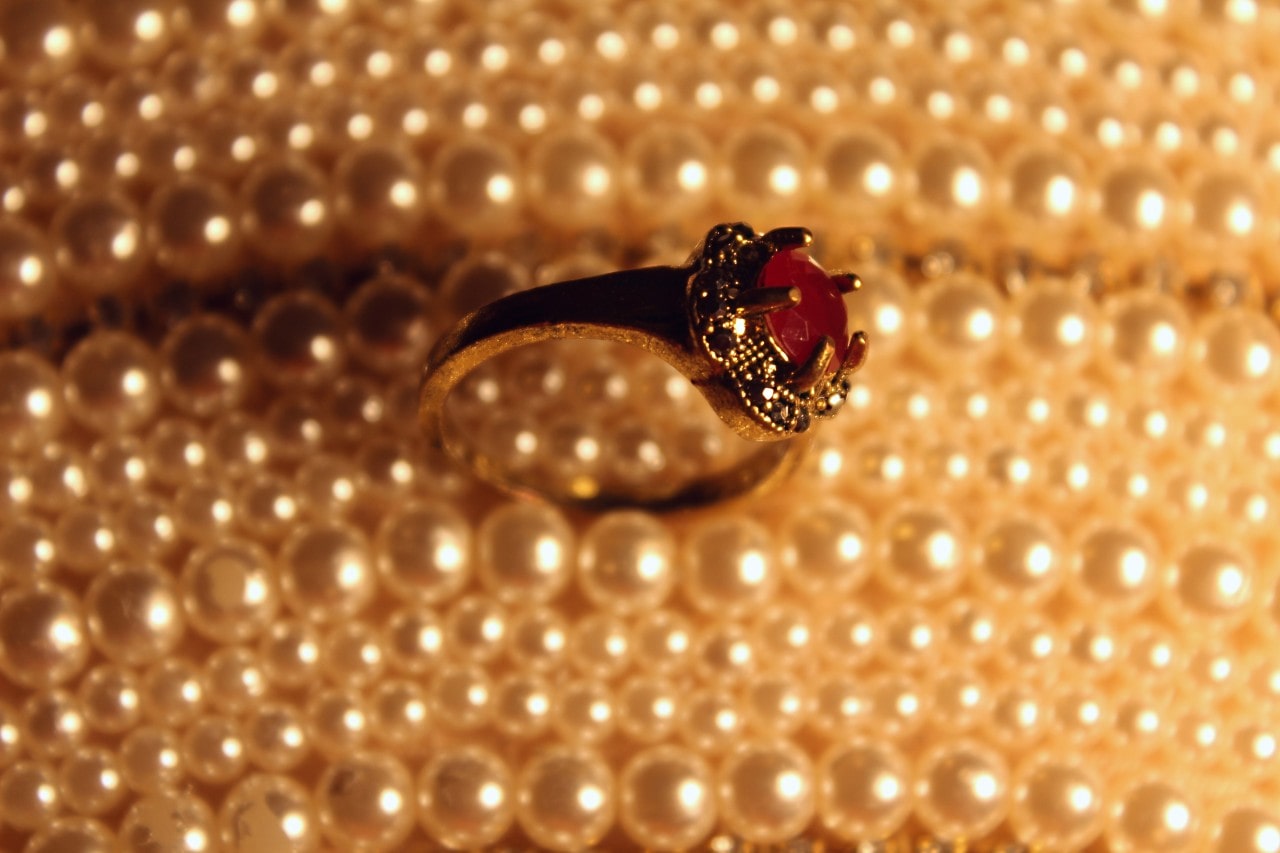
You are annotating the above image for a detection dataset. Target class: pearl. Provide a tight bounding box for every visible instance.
[147,177,242,282]
[254,291,345,389]
[820,126,905,217]
[343,272,433,374]
[476,502,573,603]
[429,136,523,234]
[680,686,745,753]
[569,612,632,679]
[1167,541,1254,625]
[278,521,374,622]
[255,620,319,690]
[180,539,278,642]
[374,500,469,604]
[367,679,430,750]
[915,738,1009,839]
[58,747,126,816]
[528,127,620,229]
[1099,161,1180,236]
[913,137,993,223]
[21,688,84,759]
[1102,289,1190,380]
[0,760,61,831]
[976,513,1063,602]
[119,792,216,853]
[61,330,161,435]
[506,605,568,672]
[878,503,966,599]
[417,746,514,849]
[682,515,777,616]
[1010,278,1098,368]
[243,703,309,772]
[182,714,248,784]
[50,191,146,295]
[552,678,616,744]
[75,664,140,734]
[429,663,491,731]
[1010,754,1106,851]
[1108,778,1200,851]
[623,123,715,222]
[0,581,88,688]
[240,157,333,267]
[0,215,56,319]
[619,745,716,849]
[140,658,205,727]
[578,511,675,612]
[1213,804,1280,853]
[237,473,300,541]
[204,645,269,713]
[1194,306,1280,395]
[381,608,444,676]
[717,738,814,844]
[321,621,385,686]
[517,745,615,851]
[88,434,147,500]
[819,737,912,841]
[257,622,322,686]
[306,687,369,758]
[160,314,254,416]
[334,143,426,247]
[85,562,184,666]
[219,774,320,852]
[722,123,809,213]
[779,498,871,594]
[916,274,1006,364]
[118,726,185,793]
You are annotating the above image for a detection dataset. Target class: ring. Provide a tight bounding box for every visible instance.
[419,222,869,510]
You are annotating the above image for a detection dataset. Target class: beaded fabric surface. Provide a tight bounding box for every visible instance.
[1,1,1280,851]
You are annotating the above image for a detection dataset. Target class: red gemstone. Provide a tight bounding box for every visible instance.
[755,248,850,374]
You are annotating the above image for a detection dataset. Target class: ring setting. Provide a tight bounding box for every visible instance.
[690,222,869,440]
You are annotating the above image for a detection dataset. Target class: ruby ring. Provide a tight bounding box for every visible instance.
[419,222,868,510]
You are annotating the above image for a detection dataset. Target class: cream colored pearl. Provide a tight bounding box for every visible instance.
[619,745,716,850]
[417,745,514,850]
[819,736,911,841]
[878,503,966,599]
[476,502,573,604]
[682,515,777,616]
[517,745,615,851]
[1107,778,1200,851]
[915,274,1006,364]
[717,738,814,844]
[914,738,1009,839]
[61,330,161,435]
[1009,754,1105,851]
[1212,804,1280,853]
[1102,289,1190,381]
[315,751,415,852]
[1193,307,1280,395]
[218,773,320,853]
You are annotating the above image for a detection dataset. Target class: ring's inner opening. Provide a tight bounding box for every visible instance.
[443,338,752,504]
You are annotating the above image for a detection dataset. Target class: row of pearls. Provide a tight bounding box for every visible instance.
[7,1,1280,323]
[1,241,1278,848]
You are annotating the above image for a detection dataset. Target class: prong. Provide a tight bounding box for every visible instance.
[762,227,813,249]
[737,286,800,316]
[841,330,869,372]
[834,272,862,293]
[792,335,836,391]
